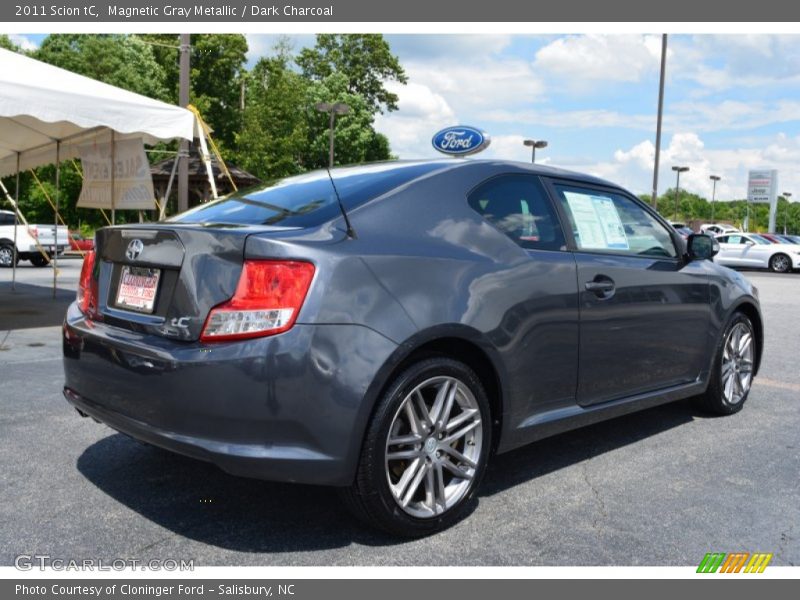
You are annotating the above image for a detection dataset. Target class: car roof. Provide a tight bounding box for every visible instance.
[328,159,624,190]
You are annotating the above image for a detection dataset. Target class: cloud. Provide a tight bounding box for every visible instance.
[534,34,664,83]
[402,57,544,114]
[9,34,38,51]
[374,81,456,159]
[566,132,800,202]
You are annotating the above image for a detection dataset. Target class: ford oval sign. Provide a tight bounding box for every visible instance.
[432,126,491,156]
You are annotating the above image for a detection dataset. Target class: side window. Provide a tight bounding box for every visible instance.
[553,185,677,258]
[468,175,566,251]
[0,213,14,225]
[727,235,743,244]
[717,235,729,243]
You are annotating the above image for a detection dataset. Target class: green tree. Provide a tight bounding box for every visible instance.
[303,72,393,169]
[297,34,407,113]
[235,51,310,180]
[136,34,249,150]
[0,34,20,52]
[35,34,169,101]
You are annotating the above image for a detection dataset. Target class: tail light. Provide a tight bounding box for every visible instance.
[201,260,315,342]
[76,250,98,317]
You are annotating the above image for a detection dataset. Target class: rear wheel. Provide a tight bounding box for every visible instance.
[341,357,492,537]
[769,253,791,273]
[30,254,50,267]
[694,312,756,415]
[0,244,16,268]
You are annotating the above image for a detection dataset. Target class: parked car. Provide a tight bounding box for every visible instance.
[63,160,763,536]
[702,223,740,236]
[715,232,800,273]
[0,209,69,267]
[758,233,786,244]
[68,231,94,252]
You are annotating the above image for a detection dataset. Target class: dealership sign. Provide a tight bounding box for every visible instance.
[432,126,491,156]
[747,169,778,204]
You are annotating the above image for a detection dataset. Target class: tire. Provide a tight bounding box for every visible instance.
[769,253,791,273]
[0,244,16,268]
[694,312,756,415]
[340,357,492,537]
[30,254,50,267]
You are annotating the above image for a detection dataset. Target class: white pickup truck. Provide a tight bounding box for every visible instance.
[0,209,70,267]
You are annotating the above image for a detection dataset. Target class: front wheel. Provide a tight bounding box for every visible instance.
[694,312,757,415]
[341,357,492,537]
[0,244,16,268]
[769,253,791,273]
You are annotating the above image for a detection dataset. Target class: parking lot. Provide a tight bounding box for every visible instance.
[1,259,798,566]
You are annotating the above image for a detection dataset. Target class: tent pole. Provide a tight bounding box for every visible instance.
[111,131,116,225]
[53,141,60,299]
[196,117,218,199]
[12,153,19,291]
[161,153,179,220]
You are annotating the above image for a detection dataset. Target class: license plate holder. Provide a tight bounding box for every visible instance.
[115,265,161,314]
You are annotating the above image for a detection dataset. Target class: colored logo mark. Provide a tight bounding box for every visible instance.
[697,552,773,573]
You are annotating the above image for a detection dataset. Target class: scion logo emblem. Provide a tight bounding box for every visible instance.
[126,239,144,261]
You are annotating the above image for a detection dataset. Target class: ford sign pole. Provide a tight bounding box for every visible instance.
[432,126,491,158]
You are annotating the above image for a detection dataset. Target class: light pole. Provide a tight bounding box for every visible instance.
[523,139,548,164]
[783,192,792,235]
[709,175,721,222]
[672,166,689,222]
[315,102,350,168]
[652,33,668,209]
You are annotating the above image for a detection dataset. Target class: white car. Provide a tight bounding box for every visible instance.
[715,232,800,273]
[0,209,69,267]
[702,223,740,236]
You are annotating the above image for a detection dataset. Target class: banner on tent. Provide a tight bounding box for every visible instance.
[77,138,155,210]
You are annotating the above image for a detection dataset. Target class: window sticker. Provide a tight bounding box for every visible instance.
[563,192,629,250]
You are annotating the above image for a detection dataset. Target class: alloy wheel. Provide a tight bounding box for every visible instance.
[384,376,483,518]
[771,254,790,272]
[0,246,13,267]
[721,321,755,405]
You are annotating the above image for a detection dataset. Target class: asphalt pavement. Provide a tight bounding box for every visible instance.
[1,259,798,566]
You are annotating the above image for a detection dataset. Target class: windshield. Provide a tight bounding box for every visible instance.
[168,162,451,228]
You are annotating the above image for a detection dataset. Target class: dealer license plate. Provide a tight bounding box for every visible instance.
[116,266,161,314]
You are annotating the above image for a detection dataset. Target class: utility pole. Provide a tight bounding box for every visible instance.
[672,165,689,222]
[178,33,190,215]
[783,192,792,234]
[651,34,667,209]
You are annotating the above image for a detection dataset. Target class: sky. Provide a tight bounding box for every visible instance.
[14,33,800,202]
[248,33,800,202]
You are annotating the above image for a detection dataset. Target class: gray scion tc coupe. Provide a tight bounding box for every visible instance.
[63,160,763,536]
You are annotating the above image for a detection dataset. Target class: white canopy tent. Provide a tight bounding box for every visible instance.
[0,48,216,293]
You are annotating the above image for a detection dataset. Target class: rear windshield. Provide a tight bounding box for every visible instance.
[168,162,449,228]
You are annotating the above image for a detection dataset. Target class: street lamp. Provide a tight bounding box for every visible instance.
[315,102,350,168]
[523,139,548,164]
[709,175,721,222]
[783,192,792,235]
[671,166,689,222]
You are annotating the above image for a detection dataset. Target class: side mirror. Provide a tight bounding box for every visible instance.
[687,233,719,261]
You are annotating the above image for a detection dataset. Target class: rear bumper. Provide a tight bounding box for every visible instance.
[62,303,398,486]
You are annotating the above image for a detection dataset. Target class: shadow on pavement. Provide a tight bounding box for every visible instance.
[76,399,702,553]
[0,282,73,331]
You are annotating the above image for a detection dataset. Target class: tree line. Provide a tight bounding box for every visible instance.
[641,189,800,235]
[0,33,406,230]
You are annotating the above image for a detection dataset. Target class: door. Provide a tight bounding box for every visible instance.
[466,175,579,429]
[547,181,712,406]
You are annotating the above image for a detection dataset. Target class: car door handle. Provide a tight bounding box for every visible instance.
[585,277,615,297]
